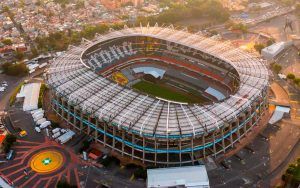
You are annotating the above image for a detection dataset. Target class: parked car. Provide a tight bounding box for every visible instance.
[19,130,27,137]
[6,150,15,160]
[35,127,41,133]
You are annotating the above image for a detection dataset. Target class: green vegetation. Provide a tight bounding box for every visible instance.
[54,0,70,8]
[286,73,300,87]
[9,81,24,106]
[266,38,276,46]
[282,158,300,187]
[272,63,282,74]
[287,73,296,80]
[254,43,265,54]
[294,78,300,86]
[75,0,85,9]
[2,134,17,153]
[231,23,248,33]
[1,62,28,76]
[38,84,47,108]
[13,51,25,61]
[137,0,229,25]
[1,38,13,46]
[34,23,118,53]
[132,80,200,103]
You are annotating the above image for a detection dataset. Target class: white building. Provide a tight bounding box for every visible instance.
[16,83,41,111]
[147,166,209,188]
[261,41,293,60]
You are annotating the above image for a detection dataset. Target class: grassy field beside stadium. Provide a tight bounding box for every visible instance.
[132,81,203,103]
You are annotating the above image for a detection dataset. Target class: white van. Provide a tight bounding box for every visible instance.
[34,114,44,122]
[32,111,44,118]
[35,127,41,133]
[31,108,42,114]
[40,121,51,129]
[36,118,46,125]
[52,128,60,134]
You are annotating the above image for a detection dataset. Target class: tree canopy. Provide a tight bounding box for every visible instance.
[137,0,229,25]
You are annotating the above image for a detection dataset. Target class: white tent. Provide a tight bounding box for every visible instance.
[17,83,41,111]
[147,165,209,188]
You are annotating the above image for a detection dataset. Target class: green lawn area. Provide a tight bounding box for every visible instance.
[132,81,202,103]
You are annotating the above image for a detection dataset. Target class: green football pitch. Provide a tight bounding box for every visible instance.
[132,81,203,103]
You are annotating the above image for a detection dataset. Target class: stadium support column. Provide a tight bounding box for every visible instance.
[167,137,169,166]
[142,137,145,164]
[121,130,125,156]
[104,123,107,147]
[191,137,194,165]
[131,134,135,160]
[87,116,91,135]
[154,138,157,166]
[213,132,217,158]
[67,104,71,128]
[242,112,248,134]
[221,128,225,153]
[80,111,83,133]
[236,119,241,142]
[179,139,182,166]
[61,98,66,118]
[112,126,116,151]
[73,108,77,129]
[229,124,234,148]
[202,135,206,158]
[95,119,99,139]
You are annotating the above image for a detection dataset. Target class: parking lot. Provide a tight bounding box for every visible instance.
[0,108,145,188]
[208,119,300,187]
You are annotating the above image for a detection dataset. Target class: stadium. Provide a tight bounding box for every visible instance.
[46,25,269,166]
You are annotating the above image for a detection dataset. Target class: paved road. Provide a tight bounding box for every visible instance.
[0,69,45,111]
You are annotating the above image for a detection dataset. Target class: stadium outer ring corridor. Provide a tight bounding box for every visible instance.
[30,150,64,174]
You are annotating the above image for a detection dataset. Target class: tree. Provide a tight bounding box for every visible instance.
[254,43,265,54]
[282,158,300,187]
[1,38,13,46]
[1,62,29,76]
[75,0,84,9]
[287,73,295,80]
[232,23,248,33]
[14,51,25,61]
[272,64,282,74]
[266,38,275,46]
[294,78,300,86]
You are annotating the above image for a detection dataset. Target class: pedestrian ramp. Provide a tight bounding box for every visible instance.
[269,105,290,125]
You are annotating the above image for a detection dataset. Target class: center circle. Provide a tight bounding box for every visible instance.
[30,150,64,174]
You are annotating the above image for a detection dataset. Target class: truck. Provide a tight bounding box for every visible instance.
[57,130,75,144]
[52,132,61,139]
[34,114,44,122]
[32,111,44,118]
[40,121,51,129]
[52,128,60,134]
[36,118,46,125]
[31,108,42,114]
